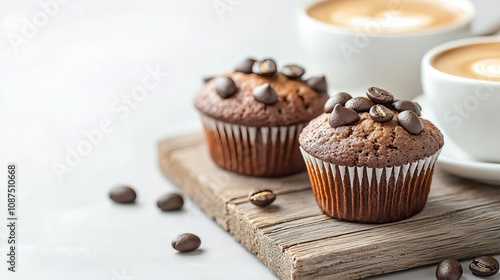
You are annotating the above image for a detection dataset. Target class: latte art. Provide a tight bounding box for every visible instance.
[472,59,500,79]
[432,42,500,82]
[307,0,467,34]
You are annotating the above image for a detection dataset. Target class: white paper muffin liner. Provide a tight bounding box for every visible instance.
[300,147,441,223]
[200,115,308,177]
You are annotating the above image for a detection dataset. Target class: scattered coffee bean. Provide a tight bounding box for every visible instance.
[345,97,374,112]
[369,105,394,122]
[252,58,277,77]
[215,77,237,98]
[234,58,256,74]
[157,193,184,211]
[281,64,305,79]
[324,92,352,113]
[203,76,214,83]
[249,189,276,207]
[393,100,421,116]
[469,256,499,277]
[171,233,201,253]
[398,110,424,135]
[329,104,360,128]
[366,87,394,105]
[252,83,278,105]
[436,259,463,280]
[305,76,327,93]
[109,186,137,204]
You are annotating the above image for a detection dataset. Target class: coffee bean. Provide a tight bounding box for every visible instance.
[469,256,499,277]
[234,58,256,74]
[172,233,201,253]
[436,259,463,280]
[397,110,424,135]
[366,87,394,105]
[369,105,394,122]
[249,189,276,207]
[109,186,136,204]
[345,97,374,112]
[252,83,278,105]
[203,76,214,83]
[215,77,237,98]
[305,76,327,93]
[281,64,305,79]
[329,104,360,128]
[393,100,421,116]
[324,92,352,113]
[157,193,184,211]
[252,58,277,77]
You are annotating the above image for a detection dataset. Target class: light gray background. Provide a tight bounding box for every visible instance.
[0,0,499,279]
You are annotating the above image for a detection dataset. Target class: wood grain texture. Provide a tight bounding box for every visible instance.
[159,132,500,279]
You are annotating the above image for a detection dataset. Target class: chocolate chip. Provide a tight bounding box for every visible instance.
[252,58,277,77]
[436,259,463,280]
[345,97,374,112]
[329,104,360,128]
[171,233,201,253]
[215,77,237,98]
[203,76,214,83]
[369,105,394,122]
[305,76,327,93]
[469,256,499,277]
[252,83,278,105]
[398,110,424,134]
[157,193,184,211]
[324,92,352,113]
[366,87,394,105]
[281,64,305,79]
[393,100,421,116]
[249,189,276,207]
[234,58,256,74]
[109,186,137,204]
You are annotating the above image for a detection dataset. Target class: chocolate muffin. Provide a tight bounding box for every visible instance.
[299,87,444,223]
[195,58,329,177]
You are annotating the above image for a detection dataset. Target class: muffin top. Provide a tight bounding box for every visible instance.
[299,87,444,168]
[194,58,329,126]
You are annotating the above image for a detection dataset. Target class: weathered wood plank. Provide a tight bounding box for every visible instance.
[159,132,500,279]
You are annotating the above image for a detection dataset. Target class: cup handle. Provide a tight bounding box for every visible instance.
[477,22,500,36]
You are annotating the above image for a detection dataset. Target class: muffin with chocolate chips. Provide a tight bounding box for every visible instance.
[299,87,444,223]
[195,57,329,177]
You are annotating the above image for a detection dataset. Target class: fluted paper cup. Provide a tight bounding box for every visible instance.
[200,114,307,177]
[300,147,441,223]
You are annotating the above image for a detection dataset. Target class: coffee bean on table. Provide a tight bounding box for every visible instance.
[252,58,277,77]
[252,83,278,105]
[324,92,352,113]
[366,87,394,105]
[436,259,463,280]
[234,58,256,74]
[305,76,328,93]
[249,189,276,207]
[157,193,184,211]
[203,76,215,83]
[369,105,394,122]
[469,256,499,277]
[281,64,305,79]
[345,97,374,112]
[398,110,424,135]
[392,100,421,116]
[329,104,360,128]
[215,77,237,98]
[109,186,137,204]
[172,233,201,253]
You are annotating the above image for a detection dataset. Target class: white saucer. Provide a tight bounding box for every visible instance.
[414,95,500,185]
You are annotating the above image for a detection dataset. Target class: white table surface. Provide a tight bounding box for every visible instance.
[0,0,499,279]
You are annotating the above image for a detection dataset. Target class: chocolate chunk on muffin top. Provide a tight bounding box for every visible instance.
[194,58,329,127]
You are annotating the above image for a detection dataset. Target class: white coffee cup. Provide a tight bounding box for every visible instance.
[296,0,475,100]
[422,36,500,162]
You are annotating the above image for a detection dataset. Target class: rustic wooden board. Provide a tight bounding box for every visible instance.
[159,132,500,279]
